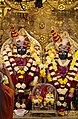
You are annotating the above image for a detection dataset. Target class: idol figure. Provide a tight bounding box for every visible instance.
[1,26,42,110]
[45,30,78,115]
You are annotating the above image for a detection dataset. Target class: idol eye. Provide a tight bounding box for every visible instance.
[18,49,21,51]
[22,49,26,51]
[59,52,62,55]
[64,52,67,55]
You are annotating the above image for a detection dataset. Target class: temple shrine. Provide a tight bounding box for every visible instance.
[0,0,78,118]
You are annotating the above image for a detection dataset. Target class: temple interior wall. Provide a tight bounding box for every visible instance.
[0,1,78,50]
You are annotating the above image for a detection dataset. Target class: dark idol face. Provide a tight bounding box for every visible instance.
[58,50,68,60]
[17,46,26,55]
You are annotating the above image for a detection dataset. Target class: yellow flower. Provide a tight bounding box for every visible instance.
[70,50,78,68]
[58,111,65,116]
[32,96,35,102]
[31,44,34,48]
[58,78,68,84]
[13,45,17,49]
[31,81,37,86]
[74,50,78,58]
[44,102,47,106]
[64,78,68,84]
[21,70,25,74]
[33,53,38,59]
[38,96,43,103]
[36,61,41,65]
[13,54,17,57]
[4,79,9,84]
[47,74,52,82]
[69,88,75,93]
[30,44,35,54]
[40,69,46,78]
[29,91,32,95]
[2,58,4,63]
[48,50,52,55]
[53,61,57,70]
[30,49,35,54]
[71,59,76,67]
[17,70,21,73]
[74,74,78,82]
[18,75,23,78]
[17,70,25,74]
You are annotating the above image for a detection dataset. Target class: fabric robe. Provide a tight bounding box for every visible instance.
[0,84,14,119]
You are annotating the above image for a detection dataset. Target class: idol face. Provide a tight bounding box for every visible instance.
[17,46,26,55]
[58,50,68,60]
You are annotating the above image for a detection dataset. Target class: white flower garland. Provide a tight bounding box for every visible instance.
[45,48,78,109]
[46,49,78,82]
[2,43,42,75]
[16,83,26,89]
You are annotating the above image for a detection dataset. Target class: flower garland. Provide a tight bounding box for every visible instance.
[16,83,26,92]
[48,50,78,87]
[2,43,45,79]
[45,48,78,84]
[2,43,43,78]
[45,48,78,114]
[2,42,44,109]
